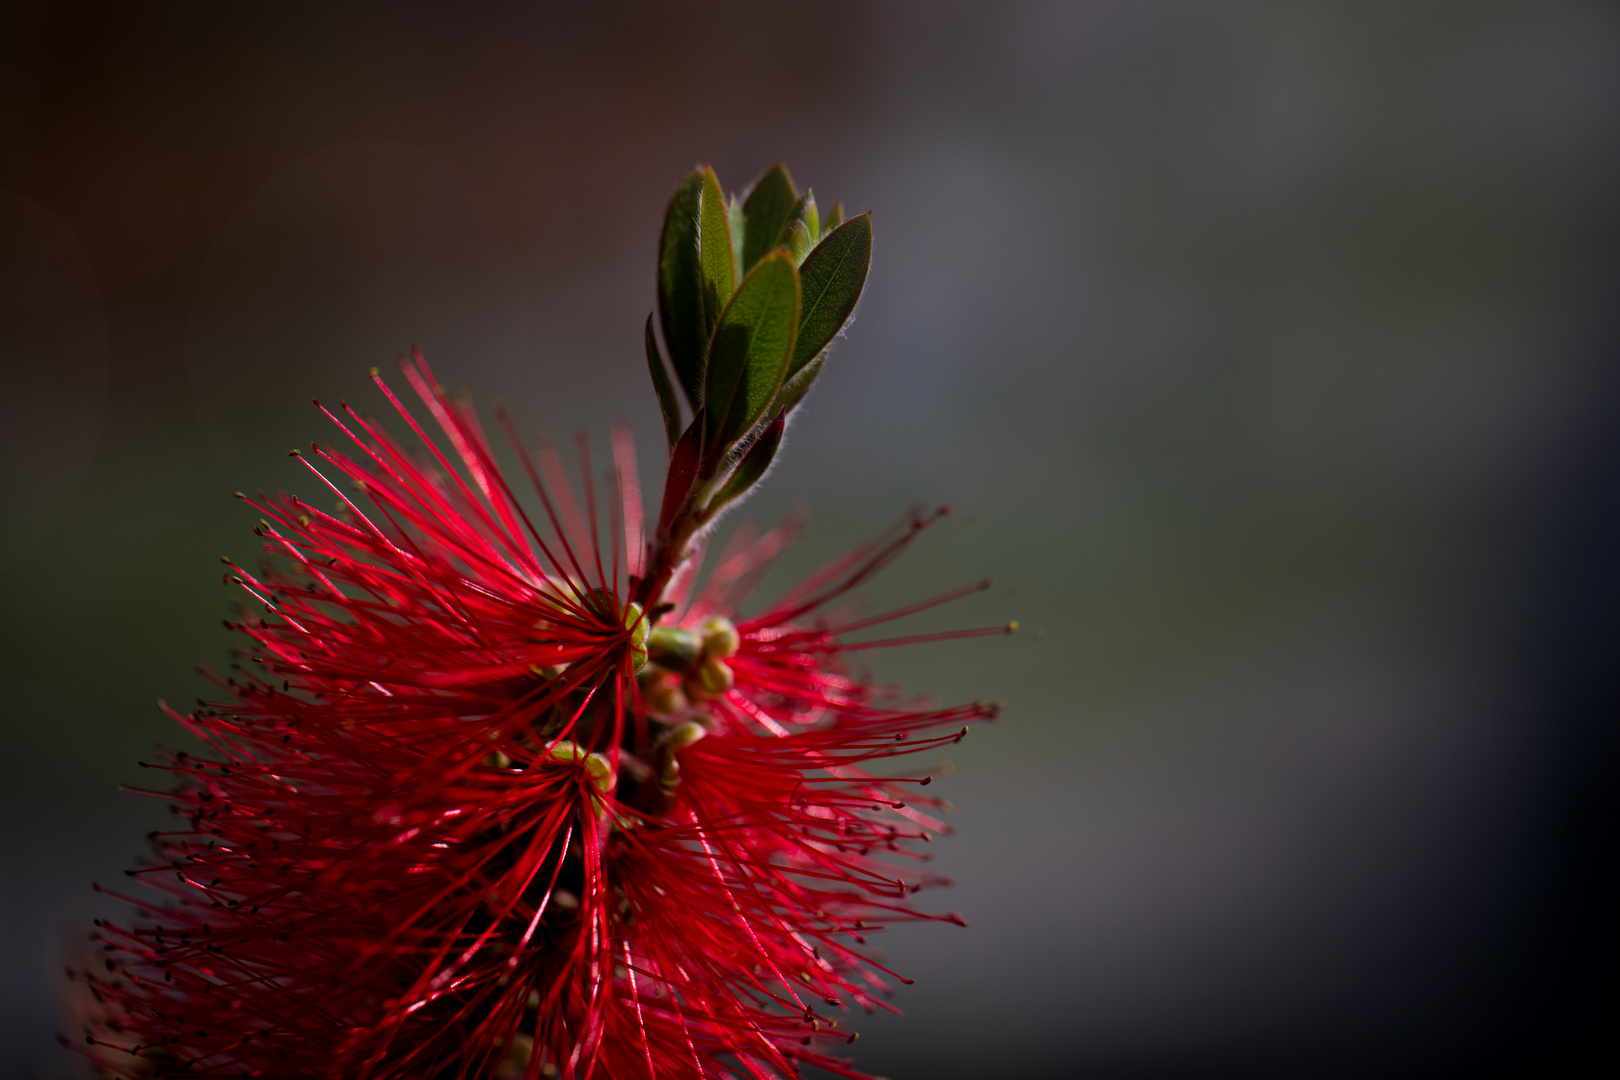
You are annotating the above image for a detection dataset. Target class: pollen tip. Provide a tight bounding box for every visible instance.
[1005,620,1019,633]
[367,366,379,376]
[288,449,301,457]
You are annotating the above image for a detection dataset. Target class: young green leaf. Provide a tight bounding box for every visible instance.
[741,163,797,273]
[790,211,871,378]
[708,413,785,514]
[698,166,736,332]
[644,315,682,449]
[783,219,813,263]
[657,171,706,407]
[773,191,818,254]
[822,200,844,238]
[704,251,800,449]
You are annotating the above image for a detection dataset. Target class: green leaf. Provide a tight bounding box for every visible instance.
[657,171,706,408]
[789,211,871,378]
[709,413,784,513]
[769,349,825,416]
[698,166,736,333]
[822,200,844,238]
[644,314,682,449]
[704,251,800,449]
[741,163,797,273]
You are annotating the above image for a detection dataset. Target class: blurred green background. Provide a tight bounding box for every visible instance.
[3,2,1617,1076]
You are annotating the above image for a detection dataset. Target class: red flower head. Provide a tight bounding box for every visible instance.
[72,164,1011,1079]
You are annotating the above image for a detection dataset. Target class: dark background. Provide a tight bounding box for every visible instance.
[3,2,1618,1076]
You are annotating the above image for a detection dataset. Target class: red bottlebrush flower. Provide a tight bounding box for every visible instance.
[72,164,1010,1079]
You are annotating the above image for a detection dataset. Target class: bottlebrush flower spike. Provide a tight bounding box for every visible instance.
[71,163,1011,1080]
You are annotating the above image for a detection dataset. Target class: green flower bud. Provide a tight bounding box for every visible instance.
[656,720,707,792]
[688,658,734,699]
[623,601,648,672]
[700,616,739,660]
[638,670,685,715]
[546,740,614,794]
[647,625,702,671]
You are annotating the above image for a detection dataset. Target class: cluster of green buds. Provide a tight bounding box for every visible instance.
[640,615,742,713]
[637,164,873,612]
